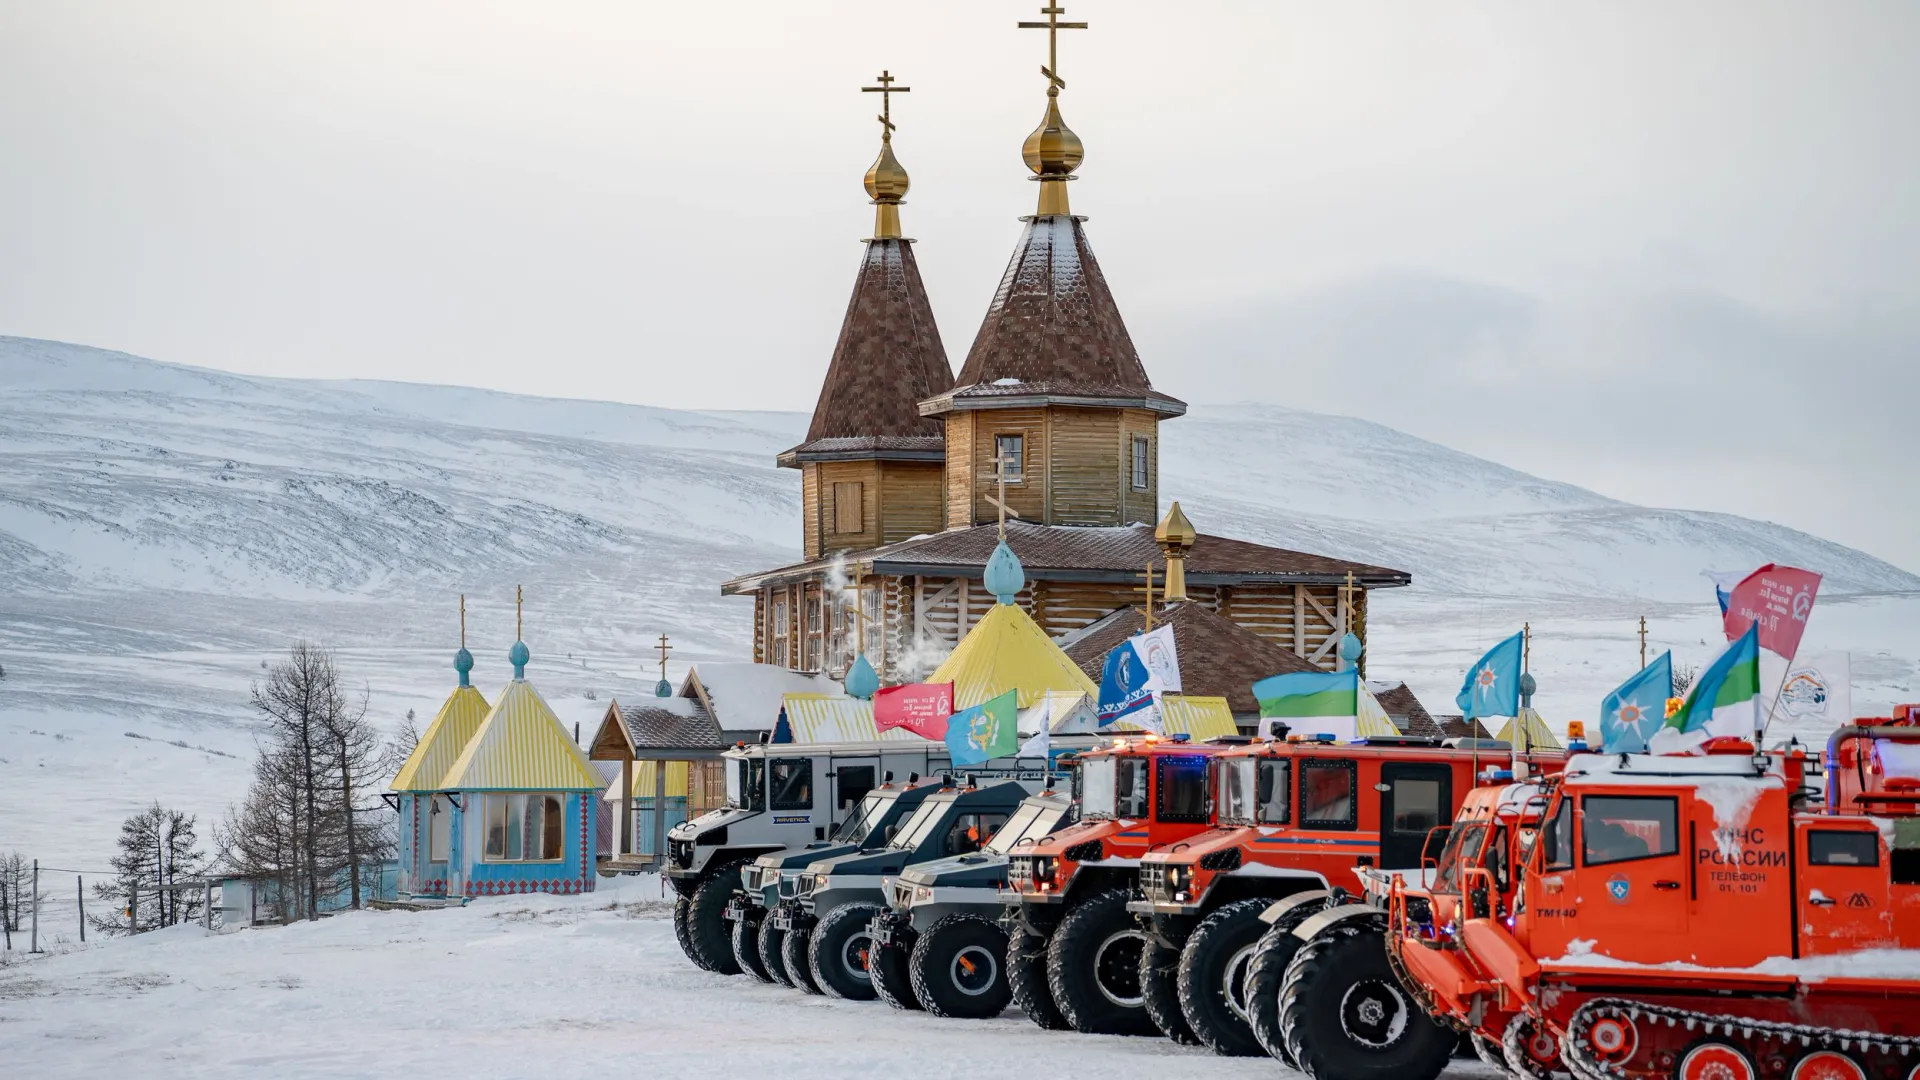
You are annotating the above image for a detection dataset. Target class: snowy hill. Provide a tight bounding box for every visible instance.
[1,335,1916,871]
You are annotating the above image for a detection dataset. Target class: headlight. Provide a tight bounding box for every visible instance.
[1034,857,1057,884]
[913,885,934,903]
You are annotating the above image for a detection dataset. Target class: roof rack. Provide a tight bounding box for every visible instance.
[1350,735,1444,747]
[1205,735,1254,745]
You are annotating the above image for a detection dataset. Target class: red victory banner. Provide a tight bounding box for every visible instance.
[874,682,955,740]
[1724,564,1823,659]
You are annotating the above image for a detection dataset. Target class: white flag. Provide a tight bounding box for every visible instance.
[1133,624,1182,694]
[1771,652,1852,735]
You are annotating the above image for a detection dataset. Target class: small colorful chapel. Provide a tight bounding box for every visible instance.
[391,603,603,899]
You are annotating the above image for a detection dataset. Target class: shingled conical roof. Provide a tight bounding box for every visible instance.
[923,215,1183,415]
[779,238,953,466]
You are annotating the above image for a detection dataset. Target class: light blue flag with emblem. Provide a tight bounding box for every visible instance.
[1455,632,1524,720]
[1097,642,1156,727]
[1599,651,1674,754]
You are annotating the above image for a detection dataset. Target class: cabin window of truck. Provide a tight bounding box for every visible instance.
[1807,829,1880,867]
[1391,778,1445,836]
[1156,756,1210,823]
[1542,796,1574,870]
[1256,761,1292,824]
[726,758,766,811]
[1299,760,1357,829]
[1218,759,1257,823]
[1581,795,1678,866]
[770,758,813,811]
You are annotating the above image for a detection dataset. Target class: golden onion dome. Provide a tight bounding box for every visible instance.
[1021,90,1084,178]
[865,136,910,203]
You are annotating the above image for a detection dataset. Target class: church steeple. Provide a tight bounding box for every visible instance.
[778,72,954,558]
[920,7,1183,531]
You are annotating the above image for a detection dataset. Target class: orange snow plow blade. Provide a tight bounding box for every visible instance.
[1459,917,1537,1001]
[1397,939,1488,1004]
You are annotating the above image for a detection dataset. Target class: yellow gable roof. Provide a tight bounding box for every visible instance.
[929,602,1100,710]
[441,679,603,791]
[1147,696,1241,741]
[1495,707,1562,751]
[391,685,491,792]
[780,694,927,743]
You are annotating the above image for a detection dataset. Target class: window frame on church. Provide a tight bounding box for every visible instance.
[481,793,566,863]
[994,433,1025,483]
[1130,436,1151,490]
[770,589,790,668]
[832,481,864,535]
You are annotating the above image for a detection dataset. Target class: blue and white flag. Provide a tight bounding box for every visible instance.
[1599,651,1674,754]
[1456,632,1524,721]
[1097,642,1156,727]
[1702,569,1747,616]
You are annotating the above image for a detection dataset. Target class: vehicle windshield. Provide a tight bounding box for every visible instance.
[890,799,949,850]
[1218,759,1257,823]
[1433,822,1487,893]
[987,801,1068,854]
[1082,758,1116,817]
[1156,756,1208,823]
[725,757,766,811]
[834,791,893,845]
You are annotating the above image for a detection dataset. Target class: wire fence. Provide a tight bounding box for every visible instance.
[2,859,219,956]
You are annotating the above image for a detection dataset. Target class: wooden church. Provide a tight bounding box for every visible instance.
[724,14,1410,682]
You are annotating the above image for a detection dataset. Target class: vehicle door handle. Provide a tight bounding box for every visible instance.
[1808,894,1836,906]
[1653,880,1681,891]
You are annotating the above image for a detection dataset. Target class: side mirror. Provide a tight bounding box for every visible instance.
[884,825,898,842]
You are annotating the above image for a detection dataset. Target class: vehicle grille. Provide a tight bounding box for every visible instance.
[891,879,914,909]
[1007,857,1034,891]
[1141,864,1179,904]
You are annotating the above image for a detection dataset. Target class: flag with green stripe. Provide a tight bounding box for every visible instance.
[1252,670,1359,741]
[1650,623,1761,753]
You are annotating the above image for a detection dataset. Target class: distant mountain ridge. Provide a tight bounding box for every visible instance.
[2,335,1914,606]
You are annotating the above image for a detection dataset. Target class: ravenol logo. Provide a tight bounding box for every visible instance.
[773,815,809,824]
[1606,875,1631,904]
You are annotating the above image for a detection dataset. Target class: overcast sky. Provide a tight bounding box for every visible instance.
[3,2,1916,570]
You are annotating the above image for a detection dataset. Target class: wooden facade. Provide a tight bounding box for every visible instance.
[746,573,1368,684]
[801,459,945,560]
[943,406,1159,530]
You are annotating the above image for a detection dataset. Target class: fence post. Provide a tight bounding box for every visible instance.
[203,881,213,931]
[30,859,40,953]
[77,876,85,943]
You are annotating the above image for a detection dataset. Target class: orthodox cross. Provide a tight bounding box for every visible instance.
[515,584,523,641]
[983,452,1023,540]
[1341,570,1357,634]
[459,593,466,648]
[1522,622,1532,673]
[1018,4,1087,91]
[656,633,672,685]
[1135,561,1157,631]
[861,70,910,138]
[1638,615,1648,669]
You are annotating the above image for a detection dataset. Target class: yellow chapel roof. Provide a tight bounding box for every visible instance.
[441,678,603,792]
[391,684,491,792]
[928,602,1100,710]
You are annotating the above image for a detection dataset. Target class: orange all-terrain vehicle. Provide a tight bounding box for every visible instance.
[1385,723,1920,1080]
[1131,735,1554,1056]
[999,734,1235,1036]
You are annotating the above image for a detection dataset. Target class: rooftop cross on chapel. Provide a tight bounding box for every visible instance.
[861,70,912,240]
[1017,4,1088,216]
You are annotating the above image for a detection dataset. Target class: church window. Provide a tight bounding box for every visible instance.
[483,794,568,862]
[429,795,451,861]
[771,592,789,668]
[1131,436,1151,490]
[832,482,864,534]
[994,434,1024,482]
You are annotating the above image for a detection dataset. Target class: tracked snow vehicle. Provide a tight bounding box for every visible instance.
[1382,727,1920,1080]
[771,776,1047,1002]
[1000,735,1232,1035]
[869,789,1075,1019]
[725,775,945,984]
[1131,736,1519,1056]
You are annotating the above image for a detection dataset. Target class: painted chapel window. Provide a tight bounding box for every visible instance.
[1131,436,1151,490]
[484,793,565,862]
[429,795,451,861]
[541,795,564,860]
[995,434,1024,481]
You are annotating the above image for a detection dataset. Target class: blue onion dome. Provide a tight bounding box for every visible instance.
[509,639,530,681]
[984,540,1025,605]
[454,646,474,688]
[655,677,673,698]
[845,654,879,700]
[1339,632,1363,664]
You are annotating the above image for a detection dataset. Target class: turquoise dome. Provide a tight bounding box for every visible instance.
[845,654,879,700]
[509,639,530,680]
[454,646,474,688]
[984,540,1025,605]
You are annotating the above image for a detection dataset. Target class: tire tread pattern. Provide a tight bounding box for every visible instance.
[685,861,749,976]
[1176,898,1272,1057]
[1007,927,1071,1031]
[1141,937,1200,1046]
[807,902,882,1001]
[1247,895,1332,1062]
[908,913,1012,1020]
[1278,919,1454,1080]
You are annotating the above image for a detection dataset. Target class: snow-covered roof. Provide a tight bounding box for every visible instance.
[685,662,840,733]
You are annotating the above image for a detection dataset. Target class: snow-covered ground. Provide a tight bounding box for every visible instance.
[2,335,1916,880]
[0,875,1451,1080]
